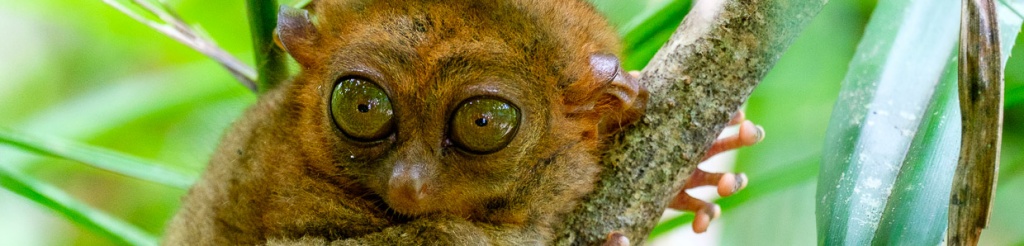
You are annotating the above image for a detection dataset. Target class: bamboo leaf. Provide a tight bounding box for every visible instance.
[590,0,691,70]
[620,0,691,71]
[0,167,158,246]
[1008,86,1024,107]
[0,128,196,189]
[871,50,960,244]
[816,0,960,244]
[816,0,1024,244]
[2,63,250,172]
[0,60,247,245]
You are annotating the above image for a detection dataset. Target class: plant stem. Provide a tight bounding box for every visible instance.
[247,0,288,93]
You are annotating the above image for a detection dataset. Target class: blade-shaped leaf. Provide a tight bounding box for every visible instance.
[871,50,959,244]
[817,0,1024,244]
[0,167,158,246]
[620,0,691,71]
[590,0,691,70]
[816,0,959,244]
[1,62,250,172]
[0,128,196,189]
[1009,86,1024,107]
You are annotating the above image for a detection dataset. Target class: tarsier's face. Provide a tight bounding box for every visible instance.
[329,80,524,213]
[274,0,642,221]
[309,42,556,217]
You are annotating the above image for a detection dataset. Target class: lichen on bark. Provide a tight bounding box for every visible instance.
[553,0,828,244]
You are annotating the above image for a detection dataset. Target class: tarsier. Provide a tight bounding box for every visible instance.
[165,0,763,244]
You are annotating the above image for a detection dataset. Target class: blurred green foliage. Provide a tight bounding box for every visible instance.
[0,0,1021,245]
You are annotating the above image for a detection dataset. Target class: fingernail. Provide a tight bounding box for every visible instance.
[736,173,748,190]
[755,125,766,143]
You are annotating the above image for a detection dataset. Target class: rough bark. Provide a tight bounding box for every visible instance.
[949,0,1002,244]
[554,0,828,244]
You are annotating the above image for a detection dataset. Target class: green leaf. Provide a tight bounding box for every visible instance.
[0,56,249,246]
[870,50,959,244]
[0,128,196,189]
[816,0,960,244]
[590,0,691,70]
[2,62,250,172]
[0,167,158,246]
[1004,2,1024,110]
[620,0,691,71]
[816,0,1024,244]
[1009,86,1024,107]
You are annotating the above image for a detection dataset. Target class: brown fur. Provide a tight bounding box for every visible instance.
[164,0,646,244]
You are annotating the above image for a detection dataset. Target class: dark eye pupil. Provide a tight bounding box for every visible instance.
[357,104,370,113]
[475,117,488,127]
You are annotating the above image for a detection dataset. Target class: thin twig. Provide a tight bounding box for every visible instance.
[101,0,258,92]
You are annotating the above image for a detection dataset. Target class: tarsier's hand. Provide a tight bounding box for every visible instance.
[669,110,763,233]
[600,112,761,245]
[626,71,765,236]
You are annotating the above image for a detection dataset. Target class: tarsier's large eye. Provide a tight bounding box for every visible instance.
[330,78,395,141]
[450,98,520,153]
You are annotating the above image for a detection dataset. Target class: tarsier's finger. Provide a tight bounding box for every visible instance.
[670,169,740,233]
[702,120,765,161]
[602,232,631,246]
[683,169,749,197]
[637,70,759,233]
[667,190,721,233]
[728,111,746,125]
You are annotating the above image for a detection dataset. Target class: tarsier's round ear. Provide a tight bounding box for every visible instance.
[275,5,320,66]
[567,53,650,135]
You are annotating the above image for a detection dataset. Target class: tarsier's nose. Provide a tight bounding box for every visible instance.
[388,163,427,206]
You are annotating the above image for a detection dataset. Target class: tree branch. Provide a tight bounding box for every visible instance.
[554,0,828,244]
